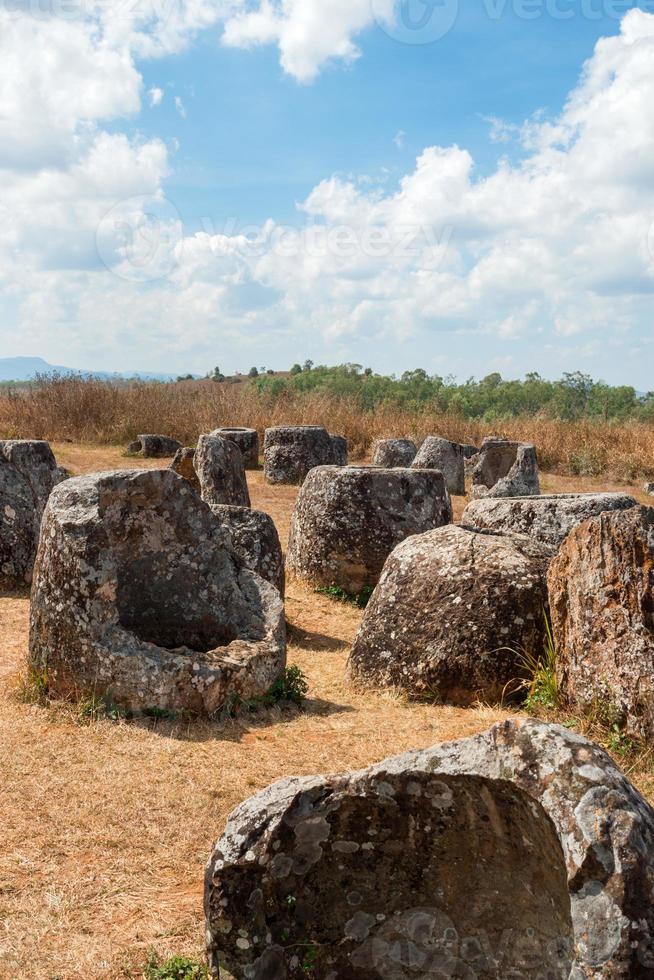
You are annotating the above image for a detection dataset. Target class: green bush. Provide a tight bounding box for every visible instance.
[263,665,309,706]
[220,666,309,718]
[316,584,374,609]
[143,952,208,979]
[502,611,559,710]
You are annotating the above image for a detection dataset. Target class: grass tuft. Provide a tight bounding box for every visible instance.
[316,584,374,609]
[143,951,208,980]
[499,611,558,710]
[515,613,559,710]
[263,664,310,706]
[14,663,49,706]
[218,665,310,719]
[76,692,124,724]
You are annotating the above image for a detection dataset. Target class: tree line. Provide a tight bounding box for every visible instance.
[251,364,654,422]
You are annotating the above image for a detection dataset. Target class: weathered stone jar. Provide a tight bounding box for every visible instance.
[0,439,66,587]
[411,436,465,495]
[263,425,335,485]
[127,434,181,458]
[169,446,201,494]
[548,505,654,738]
[210,504,285,597]
[329,434,348,466]
[348,524,551,703]
[195,434,251,507]
[286,465,452,593]
[463,491,637,550]
[29,469,285,714]
[471,437,540,498]
[206,718,654,979]
[371,438,417,468]
[212,427,260,469]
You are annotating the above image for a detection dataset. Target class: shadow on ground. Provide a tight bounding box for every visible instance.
[286,621,351,652]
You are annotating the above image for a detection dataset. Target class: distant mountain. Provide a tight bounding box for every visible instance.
[0,356,179,383]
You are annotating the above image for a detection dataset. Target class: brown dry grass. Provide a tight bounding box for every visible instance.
[0,446,653,979]
[2,376,654,481]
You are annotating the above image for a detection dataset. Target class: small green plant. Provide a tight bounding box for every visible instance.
[413,685,443,706]
[77,692,123,723]
[262,665,309,707]
[502,611,558,710]
[143,705,179,721]
[224,689,244,718]
[143,951,208,980]
[316,584,374,609]
[301,943,321,975]
[606,723,635,758]
[520,615,558,709]
[217,667,309,719]
[586,688,624,730]
[15,664,49,705]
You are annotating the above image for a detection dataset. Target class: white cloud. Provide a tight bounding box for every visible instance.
[138,10,654,374]
[0,12,142,169]
[222,0,395,82]
[484,115,519,145]
[1,8,654,382]
[0,2,235,168]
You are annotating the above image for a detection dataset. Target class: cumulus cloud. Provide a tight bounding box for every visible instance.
[145,11,654,372]
[1,7,654,380]
[0,0,208,362]
[0,12,142,169]
[222,0,395,82]
[0,0,241,174]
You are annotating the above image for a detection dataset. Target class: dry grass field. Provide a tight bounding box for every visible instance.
[2,376,654,482]
[1,445,653,979]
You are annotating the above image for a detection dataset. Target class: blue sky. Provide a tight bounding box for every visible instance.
[1,1,654,384]
[140,8,631,228]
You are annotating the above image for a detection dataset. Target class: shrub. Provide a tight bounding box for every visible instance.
[219,666,309,719]
[316,584,374,609]
[143,952,208,980]
[503,611,559,709]
[263,665,309,706]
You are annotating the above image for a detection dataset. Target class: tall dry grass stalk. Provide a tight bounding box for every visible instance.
[0,375,652,479]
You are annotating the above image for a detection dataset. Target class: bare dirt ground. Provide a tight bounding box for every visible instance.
[1,446,652,979]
